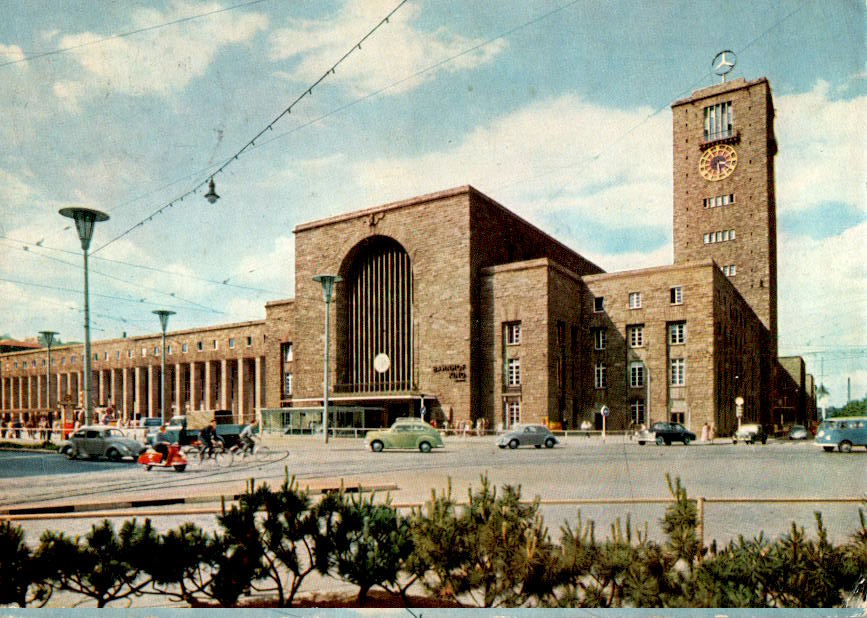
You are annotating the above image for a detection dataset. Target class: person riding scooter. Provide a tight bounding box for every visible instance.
[153,425,171,463]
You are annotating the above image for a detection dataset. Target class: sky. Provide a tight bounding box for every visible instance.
[0,0,864,408]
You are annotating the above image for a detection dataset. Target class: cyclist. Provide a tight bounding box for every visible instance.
[238,419,259,455]
[198,419,217,462]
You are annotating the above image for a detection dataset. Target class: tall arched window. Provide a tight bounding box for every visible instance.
[344,237,413,392]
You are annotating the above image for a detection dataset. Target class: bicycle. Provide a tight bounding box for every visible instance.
[189,437,233,467]
[230,437,271,463]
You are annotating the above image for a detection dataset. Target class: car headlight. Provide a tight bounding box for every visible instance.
[816,430,824,438]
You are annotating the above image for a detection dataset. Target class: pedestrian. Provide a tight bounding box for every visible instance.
[700,422,709,442]
[709,422,716,443]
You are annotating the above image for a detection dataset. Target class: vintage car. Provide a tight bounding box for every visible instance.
[815,417,867,453]
[60,425,145,461]
[496,424,560,449]
[635,421,697,446]
[365,418,444,453]
[733,423,769,445]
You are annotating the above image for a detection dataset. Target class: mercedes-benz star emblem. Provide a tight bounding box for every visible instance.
[712,50,737,77]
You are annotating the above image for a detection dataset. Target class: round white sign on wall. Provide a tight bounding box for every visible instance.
[373,353,390,374]
[601,405,610,418]
[735,396,744,406]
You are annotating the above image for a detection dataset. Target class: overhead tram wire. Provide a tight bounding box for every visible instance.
[1,239,224,314]
[0,0,272,70]
[0,276,219,315]
[91,0,410,256]
[0,235,284,296]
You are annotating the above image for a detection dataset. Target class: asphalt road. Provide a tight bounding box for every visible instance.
[3,436,865,547]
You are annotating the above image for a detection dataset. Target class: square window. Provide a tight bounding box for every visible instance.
[285,343,294,362]
[729,264,736,276]
[670,286,683,305]
[507,358,521,387]
[153,347,159,356]
[116,350,120,359]
[229,338,235,349]
[103,352,108,360]
[628,292,641,309]
[729,229,735,240]
[594,362,607,389]
[213,340,218,350]
[182,343,188,353]
[246,336,252,347]
[629,325,644,348]
[669,322,686,345]
[167,345,172,355]
[505,322,521,345]
[284,372,293,396]
[594,297,604,312]
[197,341,203,351]
[127,350,132,358]
[703,233,710,244]
[703,101,733,141]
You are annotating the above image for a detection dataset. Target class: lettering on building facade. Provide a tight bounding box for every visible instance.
[433,363,467,382]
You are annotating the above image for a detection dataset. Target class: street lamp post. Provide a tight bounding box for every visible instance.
[313,274,341,444]
[39,331,58,414]
[152,310,175,425]
[59,207,109,426]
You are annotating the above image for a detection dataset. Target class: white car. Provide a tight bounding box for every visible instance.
[60,425,145,461]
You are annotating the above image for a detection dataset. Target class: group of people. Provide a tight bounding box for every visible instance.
[150,418,259,463]
[1,415,56,440]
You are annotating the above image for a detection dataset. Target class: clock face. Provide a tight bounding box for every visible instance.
[699,144,738,181]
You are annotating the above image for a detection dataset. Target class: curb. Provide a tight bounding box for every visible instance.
[0,482,399,518]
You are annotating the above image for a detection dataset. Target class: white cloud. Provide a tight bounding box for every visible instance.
[350,94,672,230]
[0,43,26,65]
[775,82,867,213]
[268,1,505,96]
[56,1,268,98]
[233,234,295,296]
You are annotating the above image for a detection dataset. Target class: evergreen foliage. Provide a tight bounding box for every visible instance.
[1,477,865,608]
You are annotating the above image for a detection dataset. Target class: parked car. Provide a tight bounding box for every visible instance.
[637,421,696,446]
[815,417,867,453]
[787,424,809,440]
[496,424,559,449]
[60,425,144,461]
[733,423,768,444]
[365,418,444,453]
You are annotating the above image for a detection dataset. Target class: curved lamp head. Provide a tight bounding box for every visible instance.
[59,207,110,251]
[312,274,342,304]
[152,309,176,333]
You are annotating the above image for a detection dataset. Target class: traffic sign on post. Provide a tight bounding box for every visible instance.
[601,405,610,417]
[601,405,609,443]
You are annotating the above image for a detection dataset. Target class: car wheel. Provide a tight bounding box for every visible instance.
[173,464,187,472]
[508,439,519,449]
[65,447,77,460]
[638,440,646,445]
[544,438,556,449]
[655,435,665,446]
[683,437,691,446]
[370,440,384,453]
[419,441,432,453]
[145,465,152,471]
[839,441,853,453]
[822,446,834,452]
[498,444,506,449]
[534,444,542,449]
[732,438,738,444]
[761,437,767,445]
[107,448,121,462]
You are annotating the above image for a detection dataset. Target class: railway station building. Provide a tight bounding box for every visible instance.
[0,75,817,435]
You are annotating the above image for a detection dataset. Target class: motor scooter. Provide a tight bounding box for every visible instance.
[137,443,188,472]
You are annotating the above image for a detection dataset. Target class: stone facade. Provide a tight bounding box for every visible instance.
[672,77,778,353]
[1,75,816,435]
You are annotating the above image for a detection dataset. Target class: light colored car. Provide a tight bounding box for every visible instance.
[733,423,768,444]
[365,418,444,453]
[496,424,559,449]
[787,424,809,440]
[60,425,145,461]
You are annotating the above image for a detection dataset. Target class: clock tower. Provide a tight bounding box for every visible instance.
[671,76,778,355]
